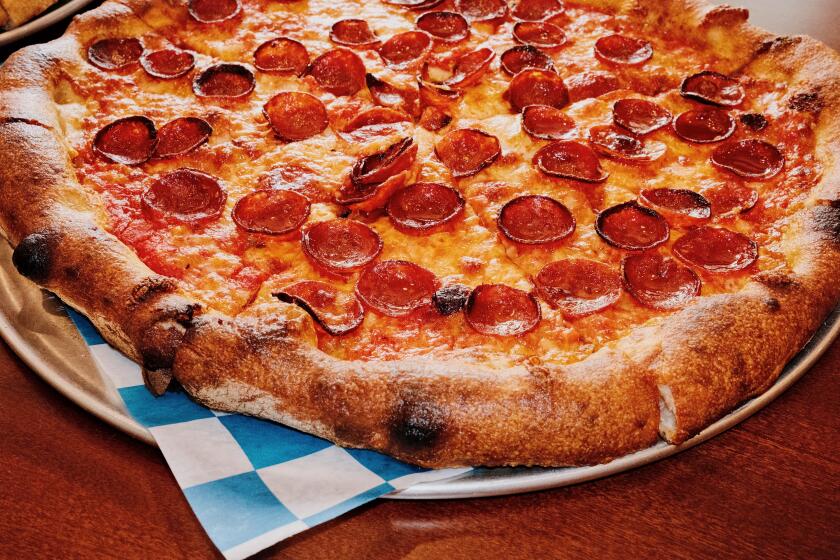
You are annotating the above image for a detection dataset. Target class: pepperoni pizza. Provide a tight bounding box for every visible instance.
[1,0,839,467]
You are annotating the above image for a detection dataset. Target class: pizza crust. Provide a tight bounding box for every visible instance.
[0,0,838,467]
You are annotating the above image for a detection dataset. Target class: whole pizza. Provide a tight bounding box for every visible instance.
[1,0,838,467]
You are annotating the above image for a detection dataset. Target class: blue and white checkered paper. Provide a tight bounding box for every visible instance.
[66,308,469,560]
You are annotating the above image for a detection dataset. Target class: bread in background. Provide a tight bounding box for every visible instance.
[1,0,59,29]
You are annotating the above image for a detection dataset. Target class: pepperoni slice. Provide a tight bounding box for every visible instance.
[589,125,666,162]
[680,71,744,107]
[193,63,255,98]
[418,78,462,108]
[140,49,195,79]
[639,188,711,226]
[419,106,453,131]
[88,38,143,71]
[497,195,575,245]
[500,45,555,76]
[276,281,364,336]
[622,252,700,310]
[416,11,470,43]
[465,284,541,336]
[711,139,784,180]
[263,92,328,142]
[356,260,439,317]
[302,219,382,274]
[387,182,465,232]
[596,201,669,250]
[93,116,157,165]
[613,98,671,135]
[437,47,495,89]
[188,0,240,23]
[379,31,432,68]
[521,104,575,140]
[435,128,501,177]
[141,168,226,224]
[512,21,567,49]
[154,117,212,158]
[535,259,621,317]
[594,35,652,65]
[454,0,508,21]
[343,107,411,135]
[366,73,420,116]
[533,141,608,182]
[232,189,310,235]
[566,71,619,102]
[704,183,758,216]
[512,0,565,22]
[330,19,380,48]
[306,48,366,96]
[674,226,758,273]
[254,38,309,75]
[674,107,735,143]
[506,69,569,113]
[350,137,417,189]
[383,0,444,8]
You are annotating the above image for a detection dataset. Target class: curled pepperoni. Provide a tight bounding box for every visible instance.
[343,107,411,135]
[384,0,444,7]
[711,139,784,180]
[193,63,255,98]
[613,98,671,135]
[417,11,470,42]
[419,106,453,131]
[141,168,226,224]
[387,182,464,232]
[513,21,567,49]
[704,183,758,216]
[622,252,700,310]
[306,49,366,96]
[93,116,157,165]
[188,0,240,23]
[88,38,143,71]
[366,74,420,116]
[465,284,541,336]
[589,125,666,162]
[596,201,669,250]
[512,0,565,22]
[536,259,621,317]
[533,141,607,182]
[639,188,710,226]
[418,78,462,107]
[356,260,439,317]
[379,31,432,68]
[154,117,212,158]
[254,38,309,75]
[276,281,364,336]
[330,19,380,48]
[680,71,744,107]
[594,35,652,66]
[521,104,575,140]
[454,0,508,21]
[424,47,494,90]
[350,137,417,189]
[674,107,735,143]
[674,226,757,273]
[566,71,619,102]
[140,49,195,79]
[232,189,310,235]
[302,219,382,274]
[500,45,555,76]
[435,128,501,177]
[498,195,575,245]
[263,92,328,142]
[506,69,569,113]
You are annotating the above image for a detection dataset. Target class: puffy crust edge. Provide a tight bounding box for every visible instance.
[0,0,836,466]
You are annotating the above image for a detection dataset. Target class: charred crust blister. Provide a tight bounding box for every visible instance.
[390,397,447,452]
[433,284,471,315]
[756,35,802,55]
[788,91,823,114]
[12,232,55,283]
[131,277,178,304]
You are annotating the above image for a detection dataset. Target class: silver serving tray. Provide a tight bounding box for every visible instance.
[1,241,838,499]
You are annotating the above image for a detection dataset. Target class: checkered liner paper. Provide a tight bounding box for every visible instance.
[65,307,470,560]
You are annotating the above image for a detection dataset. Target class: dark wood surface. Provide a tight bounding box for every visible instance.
[1,2,839,559]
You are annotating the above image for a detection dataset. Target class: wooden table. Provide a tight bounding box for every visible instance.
[1,1,839,558]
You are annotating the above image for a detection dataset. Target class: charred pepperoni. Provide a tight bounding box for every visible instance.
[306,48,366,96]
[566,71,620,102]
[533,141,608,182]
[433,284,471,315]
[141,168,226,224]
[416,11,470,43]
[612,98,671,135]
[740,113,768,132]
[93,116,157,165]
[711,139,784,180]
[387,182,465,233]
[276,281,364,336]
[680,71,744,107]
[465,284,541,336]
[254,38,309,75]
[454,0,508,21]
[512,0,565,21]
[193,63,255,98]
[521,104,575,140]
[622,252,700,310]
[302,219,383,274]
[379,31,432,68]
[498,195,575,244]
[639,188,711,226]
[188,0,240,23]
[330,19,380,48]
[435,128,501,177]
[263,92,328,142]
[674,107,735,143]
[154,117,212,158]
[596,201,669,250]
[535,259,622,317]
[232,189,310,235]
[356,260,439,317]
[673,226,758,272]
[140,48,195,79]
[88,38,143,71]
[589,125,666,162]
[594,35,652,65]
[500,45,555,76]
[506,69,569,112]
[704,183,758,216]
[512,21,567,49]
